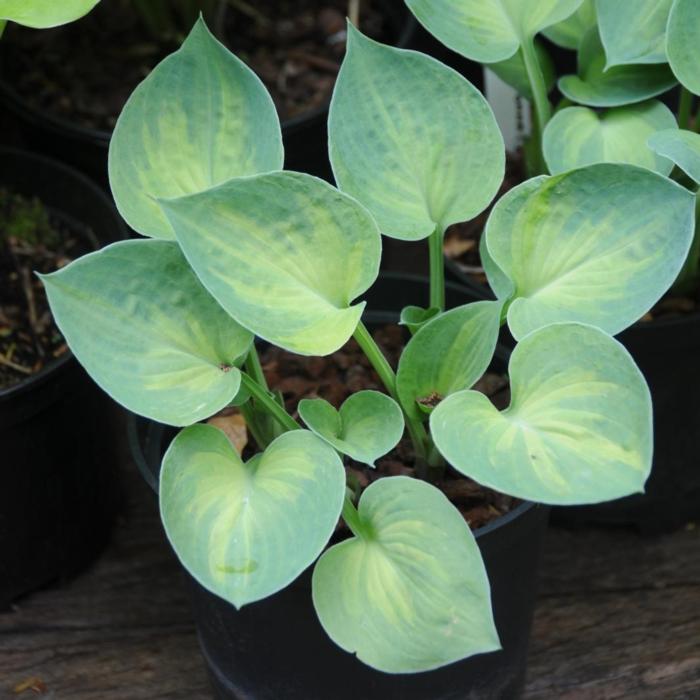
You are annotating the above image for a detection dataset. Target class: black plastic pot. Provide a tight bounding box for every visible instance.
[0,149,127,608]
[0,9,415,189]
[129,273,549,699]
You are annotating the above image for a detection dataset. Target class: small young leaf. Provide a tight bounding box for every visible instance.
[299,391,404,467]
[41,240,252,426]
[396,301,502,420]
[160,171,381,356]
[667,0,700,95]
[543,101,677,175]
[486,39,556,100]
[329,27,504,241]
[0,0,99,28]
[648,129,700,182]
[596,0,673,67]
[559,28,677,107]
[542,0,596,49]
[109,18,283,239]
[161,426,345,608]
[484,163,695,339]
[312,476,499,673]
[431,323,652,505]
[399,305,440,335]
[405,0,585,63]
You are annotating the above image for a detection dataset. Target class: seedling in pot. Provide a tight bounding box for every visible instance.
[42,18,694,673]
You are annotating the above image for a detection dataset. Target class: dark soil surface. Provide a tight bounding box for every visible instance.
[0,189,91,389]
[256,324,516,530]
[3,0,399,131]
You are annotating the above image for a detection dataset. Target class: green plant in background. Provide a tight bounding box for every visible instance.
[405,0,700,295]
[0,0,100,35]
[41,16,695,673]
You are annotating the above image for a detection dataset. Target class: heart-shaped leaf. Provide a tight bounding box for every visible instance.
[484,163,695,339]
[312,476,499,673]
[667,0,700,95]
[329,26,504,242]
[109,18,283,239]
[559,28,677,106]
[161,425,346,608]
[0,0,99,27]
[396,301,503,420]
[399,305,440,334]
[405,0,585,63]
[431,323,652,505]
[41,240,252,426]
[160,171,381,356]
[596,0,673,67]
[648,128,700,182]
[486,39,556,100]
[543,101,677,175]
[542,0,596,49]
[299,391,404,467]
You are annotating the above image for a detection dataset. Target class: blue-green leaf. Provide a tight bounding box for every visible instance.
[666,0,700,95]
[486,39,556,100]
[0,0,99,27]
[299,391,404,467]
[41,240,252,426]
[329,27,504,241]
[648,128,700,182]
[160,171,381,356]
[161,426,345,608]
[312,476,499,673]
[109,18,283,239]
[559,28,677,106]
[543,101,677,175]
[484,163,695,339]
[543,0,596,49]
[399,305,440,335]
[431,323,652,505]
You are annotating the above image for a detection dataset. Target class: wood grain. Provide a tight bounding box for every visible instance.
[1,456,698,699]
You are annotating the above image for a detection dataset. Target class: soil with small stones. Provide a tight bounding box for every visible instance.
[259,325,517,530]
[0,189,92,389]
[445,153,700,321]
[3,0,397,132]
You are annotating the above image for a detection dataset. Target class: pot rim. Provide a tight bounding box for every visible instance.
[0,146,126,402]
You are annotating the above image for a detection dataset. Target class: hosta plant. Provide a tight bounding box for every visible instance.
[0,0,100,33]
[405,0,700,293]
[42,19,694,673]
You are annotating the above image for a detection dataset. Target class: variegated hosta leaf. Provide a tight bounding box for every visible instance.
[329,27,504,241]
[486,39,556,100]
[109,18,283,239]
[648,129,700,182]
[559,28,677,107]
[483,163,695,339]
[543,101,677,175]
[312,476,499,673]
[404,0,585,63]
[667,0,700,95]
[399,305,440,335]
[431,323,652,505]
[299,391,404,468]
[542,0,596,49]
[160,171,381,356]
[396,301,502,421]
[596,0,673,67]
[161,426,345,608]
[41,240,253,426]
[0,0,99,27]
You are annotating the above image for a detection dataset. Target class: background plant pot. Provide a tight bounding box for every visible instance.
[552,312,700,534]
[0,149,127,608]
[129,273,549,699]
[0,7,416,189]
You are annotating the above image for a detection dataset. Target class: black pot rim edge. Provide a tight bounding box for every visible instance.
[0,146,127,402]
